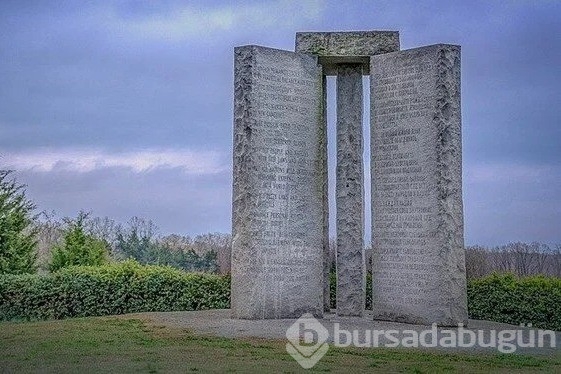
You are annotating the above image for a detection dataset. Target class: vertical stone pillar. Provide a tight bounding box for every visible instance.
[370,44,468,325]
[231,45,324,319]
[336,64,365,316]
[321,74,331,312]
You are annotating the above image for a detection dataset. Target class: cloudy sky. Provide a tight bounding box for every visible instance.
[1,0,560,246]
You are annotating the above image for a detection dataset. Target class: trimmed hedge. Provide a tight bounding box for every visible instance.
[0,260,229,321]
[468,273,561,331]
[1,265,560,331]
[330,272,561,331]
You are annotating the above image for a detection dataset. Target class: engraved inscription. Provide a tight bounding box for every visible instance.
[232,46,323,319]
[371,45,467,326]
[371,52,440,309]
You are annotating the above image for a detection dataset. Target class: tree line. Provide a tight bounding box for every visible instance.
[35,212,232,274]
[0,170,231,275]
[1,169,560,278]
[464,243,561,279]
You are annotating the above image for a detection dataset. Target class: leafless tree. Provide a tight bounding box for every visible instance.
[127,216,158,239]
[33,211,63,272]
[191,233,231,274]
[494,245,513,273]
[552,245,561,277]
[86,216,120,249]
[159,234,193,252]
[532,242,552,275]
[465,245,490,279]
[507,242,536,276]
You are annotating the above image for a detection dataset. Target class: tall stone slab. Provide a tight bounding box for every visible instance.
[336,64,365,316]
[232,45,324,319]
[370,44,468,325]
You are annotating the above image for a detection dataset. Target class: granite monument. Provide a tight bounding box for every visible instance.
[231,31,468,325]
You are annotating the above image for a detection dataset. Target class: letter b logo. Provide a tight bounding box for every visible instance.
[286,314,329,369]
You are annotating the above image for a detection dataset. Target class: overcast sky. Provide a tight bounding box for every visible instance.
[1,1,560,246]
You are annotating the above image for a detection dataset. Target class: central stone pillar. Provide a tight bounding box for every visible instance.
[336,64,365,316]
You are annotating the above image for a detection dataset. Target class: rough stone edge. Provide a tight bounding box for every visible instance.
[295,31,400,56]
[231,45,257,319]
[321,75,331,312]
[433,44,469,326]
[369,44,468,326]
[231,45,325,319]
[335,65,365,317]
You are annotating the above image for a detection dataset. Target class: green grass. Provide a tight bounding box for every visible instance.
[0,316,560,373]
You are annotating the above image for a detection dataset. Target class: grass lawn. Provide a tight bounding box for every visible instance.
[1,316,560,373]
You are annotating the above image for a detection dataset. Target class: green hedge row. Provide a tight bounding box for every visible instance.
[331,272,561,331]
[1,265,560,331]
[0,260,229,321]
[468,273,561,331]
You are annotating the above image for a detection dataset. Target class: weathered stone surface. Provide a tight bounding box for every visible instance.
[370,44,468,326]
[336,64,365,316]
[296,31,399,56]
[321,75,331,312]
[231,45,324,319]
[295,31,400,75]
